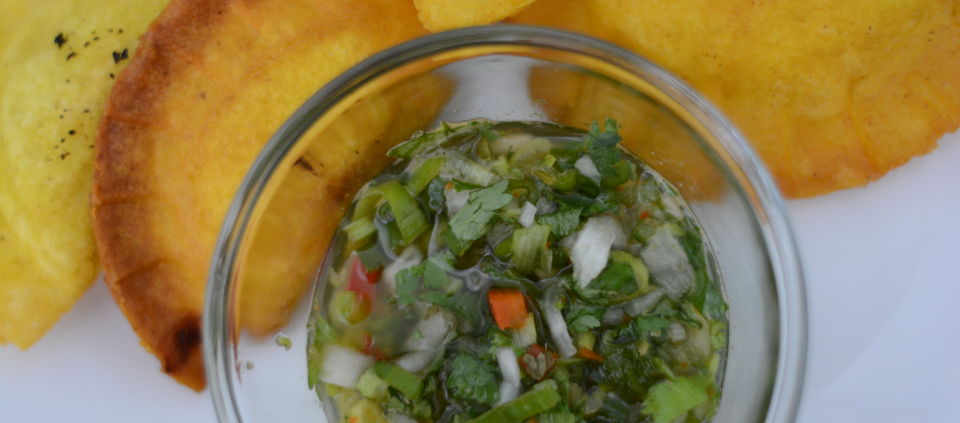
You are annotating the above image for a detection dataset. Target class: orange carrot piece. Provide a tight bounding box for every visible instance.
[577,347,603,362]
[488,289,528,330]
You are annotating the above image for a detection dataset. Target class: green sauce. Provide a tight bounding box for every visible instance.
[307,119,727,423]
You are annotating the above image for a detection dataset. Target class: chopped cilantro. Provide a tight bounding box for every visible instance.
[564,303,604,334]
[395,268,421,306]
[356,244,385,272]
[589,260,637,295]
[448,180,512,242]
[423,260,451,289]
[587,145,623,180]
[447,353,500,406]
[536,207,581,238]
[634,315,673,333]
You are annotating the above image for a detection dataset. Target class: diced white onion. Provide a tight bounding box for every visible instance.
[405,310,455,351]
[498,380,521,405]
[535,197,557,215]
[382,246,423,295]
[541,289,578,358]
[518,201,537,228]
[318,345,374,389]
[574,155,601,184]
[445,187,473,217]
[594,214,627,249]
[640,228,695,299]
[622,288,665,317]
[496,347,521,387]
[394,350,437,374]
[569,218,616,287]
[669,322,686,342]
[601,306,625,326]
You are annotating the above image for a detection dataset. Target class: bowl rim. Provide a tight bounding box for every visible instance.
[204,25,807,423]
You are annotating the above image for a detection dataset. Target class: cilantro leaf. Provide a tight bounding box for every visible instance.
[356,245,386,272]
[448,180,512,242]
[641,373,715,423]
[420,291,451,308]
[536,207,581,238]
[447,353,500,406]
[633,315,673,332]
[422,259,450,289]
[587,145,624,180]
[564,303,604,334]
[603,117,620,135]
[395,268,420,306]
[587,119,603,141]
[589,260,637,295]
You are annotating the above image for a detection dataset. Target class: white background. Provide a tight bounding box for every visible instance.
[1,129,958,422]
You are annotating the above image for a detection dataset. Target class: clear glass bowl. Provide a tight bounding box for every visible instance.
[204,26,806,423]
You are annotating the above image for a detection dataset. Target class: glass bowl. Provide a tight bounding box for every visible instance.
[204,26,806,423]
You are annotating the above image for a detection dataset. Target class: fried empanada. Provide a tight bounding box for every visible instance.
[0,0,168,349]
[93,0,436,390]
[510,0,960,197]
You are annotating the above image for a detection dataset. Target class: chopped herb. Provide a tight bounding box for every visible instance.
[448,180,512,242]
[307,119,725,423]
[535,207,581,238]
[422,259,450,289]
[447,353,500,406]
[394,268,422,306]
[564,303,603,334]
